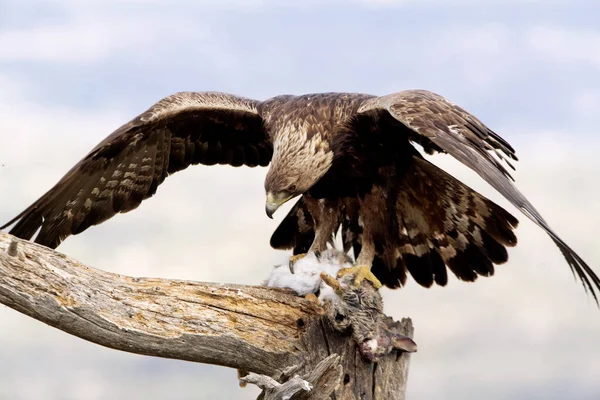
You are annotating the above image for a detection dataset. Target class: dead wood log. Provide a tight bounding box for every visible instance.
[0,231,414,399]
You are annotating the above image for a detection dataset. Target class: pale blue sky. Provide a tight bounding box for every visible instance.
[1,1,599,399]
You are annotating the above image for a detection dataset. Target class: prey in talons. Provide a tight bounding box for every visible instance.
[288,253,308,273]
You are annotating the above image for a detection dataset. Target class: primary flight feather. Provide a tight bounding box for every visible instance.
[2,90,598,302]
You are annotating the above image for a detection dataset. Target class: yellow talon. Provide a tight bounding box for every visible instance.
[337,265,382,290]
[304,293,319,302]
[319,272,342,294]
[319,272,343,294]
[289,253,308,272]
[289,253,308,263]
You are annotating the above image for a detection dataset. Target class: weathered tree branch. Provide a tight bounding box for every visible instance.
[241,354,343,400]
[0,232,319,374]
[0,232,414,399]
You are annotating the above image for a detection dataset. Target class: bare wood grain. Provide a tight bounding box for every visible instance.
[0,231,413,399]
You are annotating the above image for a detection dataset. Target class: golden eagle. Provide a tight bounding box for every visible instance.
[2,90,598,301]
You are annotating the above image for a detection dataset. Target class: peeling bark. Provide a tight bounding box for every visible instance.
[0,232,413,399]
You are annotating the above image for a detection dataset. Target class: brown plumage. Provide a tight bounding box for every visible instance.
[2,90,598,303]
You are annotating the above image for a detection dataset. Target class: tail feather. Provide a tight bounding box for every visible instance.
[388,157,518,287]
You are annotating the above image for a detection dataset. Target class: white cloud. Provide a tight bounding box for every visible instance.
[355,0,575,6]
[422,23,519,89]
[527,26,600,68]
[0,22,136,63]
[0,7,213,64]
[571,90,600,118]
[411,23,600,93]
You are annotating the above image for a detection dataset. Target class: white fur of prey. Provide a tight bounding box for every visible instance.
[265,249,353,301]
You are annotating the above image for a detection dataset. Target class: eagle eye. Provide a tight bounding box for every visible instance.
[288,184,297,193]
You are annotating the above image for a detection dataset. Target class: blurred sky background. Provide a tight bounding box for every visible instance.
[1,0,600,399]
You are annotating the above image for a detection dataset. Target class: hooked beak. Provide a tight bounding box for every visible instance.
[265,192,292,219]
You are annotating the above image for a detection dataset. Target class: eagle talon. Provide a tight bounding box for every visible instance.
[304,293,319,303]
[337,266,382,290]
[319,272,343,294]
[288,253,308,273]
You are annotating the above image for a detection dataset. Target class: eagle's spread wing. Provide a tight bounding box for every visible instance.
[358,90,600,301]
[370,156,519,289]
[2,92,272,248]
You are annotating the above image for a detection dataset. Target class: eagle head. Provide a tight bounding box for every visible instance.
[264,130,333,218]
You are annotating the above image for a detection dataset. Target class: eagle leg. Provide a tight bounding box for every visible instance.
[337,266,383,290]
